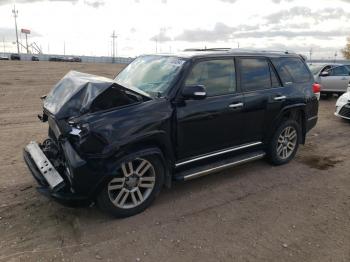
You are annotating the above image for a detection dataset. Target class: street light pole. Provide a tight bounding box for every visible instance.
[12,5,20,54]
[309,48,313,62]
[111,31,118,63]
[2,37,5,56]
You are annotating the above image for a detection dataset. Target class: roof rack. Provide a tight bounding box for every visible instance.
[229,48,296,55]
[183,48,232,52]
[183,48,297,55]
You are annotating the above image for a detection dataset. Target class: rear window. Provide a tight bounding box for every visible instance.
[272,57,311,84]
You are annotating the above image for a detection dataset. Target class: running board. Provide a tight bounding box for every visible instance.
[174,151,266,181]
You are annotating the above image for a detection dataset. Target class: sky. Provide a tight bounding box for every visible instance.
[0,0,350,59]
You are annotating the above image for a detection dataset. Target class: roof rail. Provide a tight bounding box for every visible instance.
[229,48,296,55]
[183,48,232,52]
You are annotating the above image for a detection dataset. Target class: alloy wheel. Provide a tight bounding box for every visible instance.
[276,126,297,160]
[108,158,156,209]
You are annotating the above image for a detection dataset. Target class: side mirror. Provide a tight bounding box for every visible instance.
[182,85,207,100]
[320,71,329,77]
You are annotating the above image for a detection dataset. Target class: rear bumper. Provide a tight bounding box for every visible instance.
[23,142,91,207]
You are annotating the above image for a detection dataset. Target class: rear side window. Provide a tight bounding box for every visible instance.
[239,58,275,91]
[331,66,349,76]
[271,57,311,84]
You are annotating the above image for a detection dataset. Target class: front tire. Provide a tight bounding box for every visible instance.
[97,154,164,218]
[267,120,301,165]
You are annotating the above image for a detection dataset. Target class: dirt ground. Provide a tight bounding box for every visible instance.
[0,61,349,262]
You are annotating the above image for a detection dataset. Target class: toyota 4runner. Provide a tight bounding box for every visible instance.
[23,49,319,217]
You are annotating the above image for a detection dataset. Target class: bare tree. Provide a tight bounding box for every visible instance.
[341,37,350,59]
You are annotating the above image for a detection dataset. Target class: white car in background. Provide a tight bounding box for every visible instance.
[335,84,350,120]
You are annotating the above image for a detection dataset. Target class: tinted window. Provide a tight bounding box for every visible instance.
[272,57,311,84]
[239,58,271,91]
[331,66,349,76]
[185,59,236,96]
[270,65,281,88]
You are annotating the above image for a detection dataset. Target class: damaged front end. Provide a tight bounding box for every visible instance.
[23,71,152,206]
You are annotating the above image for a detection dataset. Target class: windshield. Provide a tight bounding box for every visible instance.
[308,64,326,75]
[115,55,186,96]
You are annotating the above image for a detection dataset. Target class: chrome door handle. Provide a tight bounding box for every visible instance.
[274,95,287,101]
[229,102,244,109]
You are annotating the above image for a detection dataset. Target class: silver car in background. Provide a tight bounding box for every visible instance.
[309,63,350,96]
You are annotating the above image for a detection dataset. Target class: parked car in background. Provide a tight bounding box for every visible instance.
[310,63,350,96]
[0,56,9,60]
[49,56,65,62]
[335,84,350,120]
[23,50,319,218]
[31,56,39,61]
[49,56,81,62]
[67,56,82,62]
[10,53,21,60]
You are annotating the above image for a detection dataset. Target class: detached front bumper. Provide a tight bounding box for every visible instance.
[23,141,91,207]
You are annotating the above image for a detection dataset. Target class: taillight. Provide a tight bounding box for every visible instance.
[312,83,321,93]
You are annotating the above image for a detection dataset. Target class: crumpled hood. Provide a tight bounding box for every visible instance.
[43,71,150,119]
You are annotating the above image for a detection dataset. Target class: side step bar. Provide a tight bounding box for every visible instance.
[174,151,266,181]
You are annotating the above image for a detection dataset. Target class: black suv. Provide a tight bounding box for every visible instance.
[23,49,319,217]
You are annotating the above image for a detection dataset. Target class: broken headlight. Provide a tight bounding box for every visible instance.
[68,122,107,154]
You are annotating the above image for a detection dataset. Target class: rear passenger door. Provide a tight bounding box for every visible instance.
[237,57,286,142]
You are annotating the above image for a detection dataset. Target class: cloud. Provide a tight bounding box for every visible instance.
[0,0,108,6]
[84,0,104,8]
[271,0,294,3]
[233,29,350,40]
[219,0,238,3]
[174,20,350,43]
[175,23,260,42]
[266,6,350,24]
[0,26,41,42]
[150,30,171,42]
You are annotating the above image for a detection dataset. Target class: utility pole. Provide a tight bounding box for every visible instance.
[155,38,158,53]
[309,48,313,62]
[25,33,28,53]
[334,51,337,63]
[12,5,20,54]
[2,37,5,55]
[111,31,118,63]
[64,41,66,56]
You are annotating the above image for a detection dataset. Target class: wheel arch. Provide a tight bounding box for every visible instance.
[268,104,307,144]
[90,134,173,199]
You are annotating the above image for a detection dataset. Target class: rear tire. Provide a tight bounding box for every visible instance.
[267,120,301,165]
[97,154,164,218]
